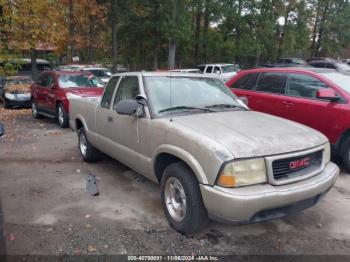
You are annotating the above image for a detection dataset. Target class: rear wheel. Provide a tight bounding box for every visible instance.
[78,127,99,162]
[341,137,350,172]
[161,162,208,234]
[57,103,69,128]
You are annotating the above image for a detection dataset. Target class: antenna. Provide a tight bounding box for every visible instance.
[169,70,173,122]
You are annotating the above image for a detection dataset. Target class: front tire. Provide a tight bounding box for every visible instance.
[78,127,99,162]
[341,137,350,172]
[161,162,208,234]
[57,103,69,128]
[31,101,42,119]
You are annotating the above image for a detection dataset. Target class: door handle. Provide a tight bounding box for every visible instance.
[108,116,113,122]
[282,101,294,106]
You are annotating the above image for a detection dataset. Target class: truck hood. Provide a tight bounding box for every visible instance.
[173,111,327,158]
[64,88,104,97]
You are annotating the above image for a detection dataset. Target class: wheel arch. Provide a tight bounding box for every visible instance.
[337,128,350,154]
[152,145,208,185]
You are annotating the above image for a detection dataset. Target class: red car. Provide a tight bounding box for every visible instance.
[227,67,350,170]
[30,71,104,128]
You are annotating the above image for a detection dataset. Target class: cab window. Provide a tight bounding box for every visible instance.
[230,73,259,90]
[286,73,328,99]
[113,76,140,110]
[256,72,286,94]
[205,66,213,73]
[101,76,120,109]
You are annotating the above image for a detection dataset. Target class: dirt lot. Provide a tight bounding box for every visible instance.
[1,107,350,257]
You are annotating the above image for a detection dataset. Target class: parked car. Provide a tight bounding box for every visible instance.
[308,58,350,73]
[70,72,338,234]
[260,58,309,68]
[30,71,104,128]
[170,69,201,73]
[227,67,350,170]
[80,67,112,84]
[0,58,52,76]
[1,76,33,108]
[0,122,4,137]
[197,63,239,82]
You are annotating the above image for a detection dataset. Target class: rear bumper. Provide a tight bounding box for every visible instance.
[200,162,339,223]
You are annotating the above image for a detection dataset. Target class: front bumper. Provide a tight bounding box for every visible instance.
[200,162,339,223]
[3,93,31,108]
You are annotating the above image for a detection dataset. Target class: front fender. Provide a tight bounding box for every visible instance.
[152,144,209,184]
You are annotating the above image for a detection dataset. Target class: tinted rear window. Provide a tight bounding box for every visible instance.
[256,72,286,94]
[230,73,259,90]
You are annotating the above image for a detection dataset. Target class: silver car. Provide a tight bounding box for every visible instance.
[69,72,339,234]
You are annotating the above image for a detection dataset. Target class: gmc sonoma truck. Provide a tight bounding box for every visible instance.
[69,72,339,234]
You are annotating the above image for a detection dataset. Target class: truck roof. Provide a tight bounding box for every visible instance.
[111,71,215,78]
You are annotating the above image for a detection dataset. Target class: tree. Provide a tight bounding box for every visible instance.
[1,0,67,79]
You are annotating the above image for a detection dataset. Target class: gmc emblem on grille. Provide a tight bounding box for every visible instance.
[289,157,310,170]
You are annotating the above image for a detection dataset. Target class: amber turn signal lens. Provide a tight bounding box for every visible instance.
[217,175,236,187]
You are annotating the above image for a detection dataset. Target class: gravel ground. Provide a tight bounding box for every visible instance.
[1,107,350,259]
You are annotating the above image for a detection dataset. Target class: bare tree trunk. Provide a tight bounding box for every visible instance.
[30,48,38,81]
[311,2,321,57]
[315,2,329,57]
[168,0,178,69]
[168,38,176,69]
[68,0,75,62]
[194,6,202,64]
[111,0,118,73]
[277,0,292,60]
[153,48,158,70]
[202,0,210,63]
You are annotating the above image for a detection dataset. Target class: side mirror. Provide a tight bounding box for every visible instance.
[115,99,144,117]
[316,88,339,101]
[0,123,4,137]
[215,70,221,74]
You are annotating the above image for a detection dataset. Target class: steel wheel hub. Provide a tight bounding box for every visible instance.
[164,177,187,222]
[58,107,64,125]
[80,132,87,157]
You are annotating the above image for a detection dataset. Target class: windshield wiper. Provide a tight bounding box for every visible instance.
[205,103,247,110]
[158,106,214,113]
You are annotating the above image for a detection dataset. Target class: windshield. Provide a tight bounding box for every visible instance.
[144,76,244,116]
[221,65,239,73]
[58,75,104,88]
[88,69,112,78]
[321,72,350,94]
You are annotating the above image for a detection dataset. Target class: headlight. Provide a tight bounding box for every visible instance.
[323,142,331,164]
[4,93,15,100]
[217,158,267,188]
[66,92,82,99]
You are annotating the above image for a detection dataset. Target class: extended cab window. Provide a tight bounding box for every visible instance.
[101,76,119,109]
[256,72,286,94]
[230,73,259,90]
[113,76,140,110]
[286,73,328,99]
[205,66,213,73]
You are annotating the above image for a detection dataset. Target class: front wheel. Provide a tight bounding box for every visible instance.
[78,127,99,162]
[161,162,208,234]
[31,101,42,119]
[57,103,69,128]
[341,137,350,172]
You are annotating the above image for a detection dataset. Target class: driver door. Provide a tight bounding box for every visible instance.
[109,75,151,175]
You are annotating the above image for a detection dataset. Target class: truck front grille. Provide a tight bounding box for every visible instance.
[272,150,323,180]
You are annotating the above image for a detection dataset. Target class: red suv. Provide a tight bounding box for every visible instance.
[227,67,350,170]
[30,71,104,128]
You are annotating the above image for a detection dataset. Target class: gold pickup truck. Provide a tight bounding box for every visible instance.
[69,72,339,234]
